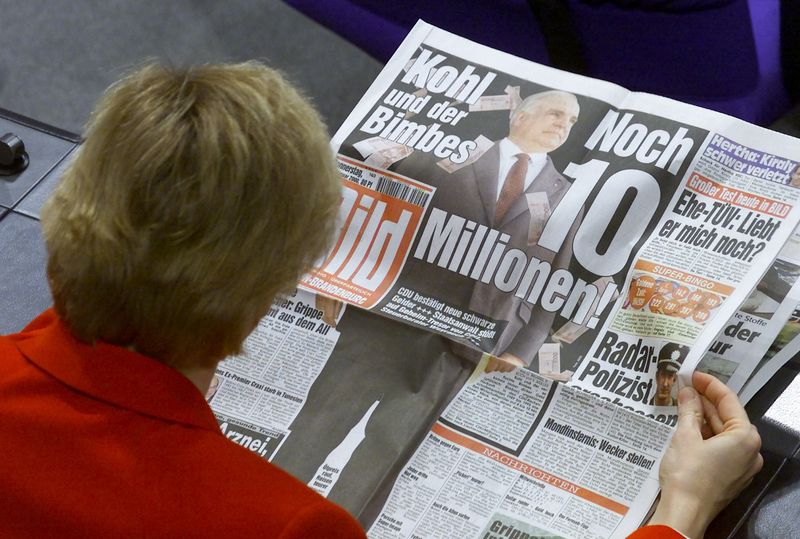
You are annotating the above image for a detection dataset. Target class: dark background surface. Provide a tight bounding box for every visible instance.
[0,0,382,137]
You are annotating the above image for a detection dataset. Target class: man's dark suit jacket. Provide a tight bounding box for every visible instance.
[393,142,580,367]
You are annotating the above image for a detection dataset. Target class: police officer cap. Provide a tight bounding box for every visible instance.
[657,342,687,373]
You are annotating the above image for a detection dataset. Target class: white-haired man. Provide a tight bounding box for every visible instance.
[400,90,582,372]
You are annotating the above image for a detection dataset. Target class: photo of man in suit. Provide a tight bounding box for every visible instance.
[396,89,582,373]
[468,90,581,371]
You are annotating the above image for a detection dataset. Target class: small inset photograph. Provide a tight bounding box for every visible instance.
[650,342,689,407]
[743,258,800,319]
[696,355,737,384]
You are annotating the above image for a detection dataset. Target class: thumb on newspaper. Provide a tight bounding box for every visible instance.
[650,372,762,537]
[674,385,704,443]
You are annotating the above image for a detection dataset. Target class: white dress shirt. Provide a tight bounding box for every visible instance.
[495,138,547,201]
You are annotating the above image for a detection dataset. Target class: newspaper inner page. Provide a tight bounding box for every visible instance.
[739,310,800,403]
[697,226,800,392]
[211,287,473,521]
[208,289,345,461]
[368,357,669,539]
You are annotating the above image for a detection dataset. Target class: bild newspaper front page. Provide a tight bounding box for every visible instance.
[208,22,800,539]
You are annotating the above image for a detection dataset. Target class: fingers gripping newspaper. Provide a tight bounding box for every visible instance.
[218,22,800,539]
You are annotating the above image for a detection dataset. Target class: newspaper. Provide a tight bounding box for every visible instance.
[739,305,800,404]
[567,127,800,421]
[697,226,800,394]
[368,357,668,539]
[207,288,472,518]
[207,289,345,461]
[226,21,800,538]
[312,21,800,419]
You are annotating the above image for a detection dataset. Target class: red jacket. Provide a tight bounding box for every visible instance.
[628,525,684,538]
[0,310,366,538]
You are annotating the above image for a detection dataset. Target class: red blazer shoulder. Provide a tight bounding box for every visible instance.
[628,525,685,539]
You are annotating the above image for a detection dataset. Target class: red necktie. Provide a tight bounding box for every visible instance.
[495,153,527,225]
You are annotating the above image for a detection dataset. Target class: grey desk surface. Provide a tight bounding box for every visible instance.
[1,109,799,537]
[0,112,78,333]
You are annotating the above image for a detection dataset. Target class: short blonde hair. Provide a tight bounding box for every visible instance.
[41,62,340,368]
